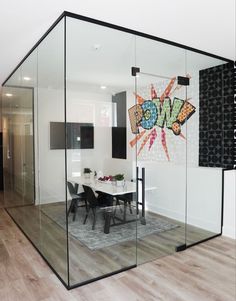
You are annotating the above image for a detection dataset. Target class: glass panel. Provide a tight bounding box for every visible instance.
[2,18,68,286]
[66,17,137,286]
[2,68,34,208]
[2,51,40,258]
[36,19,68,284]
[135,37,187,264]
[186,51,230,245]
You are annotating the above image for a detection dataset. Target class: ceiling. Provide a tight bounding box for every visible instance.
[2,14,230,95]
[0,0,235,86]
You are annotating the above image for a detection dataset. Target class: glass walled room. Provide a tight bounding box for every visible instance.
[1,12,234,288]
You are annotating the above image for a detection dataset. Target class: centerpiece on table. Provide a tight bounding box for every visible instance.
[98,175,113,183]
[114,174,125,187]
[84,168,92,179]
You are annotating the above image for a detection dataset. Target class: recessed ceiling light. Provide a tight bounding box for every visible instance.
[5,93,13,97]
[23,76,31,81]
[100,85,107,90]
[93,44,101,50]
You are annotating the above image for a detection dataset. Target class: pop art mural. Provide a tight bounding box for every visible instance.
[128,77,196,160]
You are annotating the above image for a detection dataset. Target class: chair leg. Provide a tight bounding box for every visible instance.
[128,200,133,214]
[68,199,76,218]
[113,200,117,216]
[112,212,116,225]
[117,199,123,213]
[67,201,73,217]
[123,201,127,221]
[73,201,78,221]
[83,207,90,224]
[85,199,88,212]
[115,199,123,213]
[92,207,97,230]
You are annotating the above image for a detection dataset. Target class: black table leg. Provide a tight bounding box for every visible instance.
[123,201,127,222]
[104,211,112,234]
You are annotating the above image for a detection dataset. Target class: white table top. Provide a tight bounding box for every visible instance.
[69,176,136,196]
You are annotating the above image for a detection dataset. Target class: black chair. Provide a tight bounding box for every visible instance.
[67,181,87,221]
[115,193,136,222]
[83,185,108,230]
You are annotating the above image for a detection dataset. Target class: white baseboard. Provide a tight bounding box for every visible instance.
[147,203,220,233]
[147,203,185,223]
[223,226,236,240]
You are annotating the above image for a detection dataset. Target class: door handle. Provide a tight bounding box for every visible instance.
[141,167,146,224]
[136,167,146,225]
[136,166,139,215]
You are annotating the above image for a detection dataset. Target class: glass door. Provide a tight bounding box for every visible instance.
[133,69,189,264]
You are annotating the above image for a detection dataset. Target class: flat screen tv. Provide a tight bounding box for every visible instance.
[50,122,94,150]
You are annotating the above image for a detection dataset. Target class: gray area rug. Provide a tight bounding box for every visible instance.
[41,203,179,251]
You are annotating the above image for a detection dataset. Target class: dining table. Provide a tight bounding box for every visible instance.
[68,175,144,233]
[69,175,137,196]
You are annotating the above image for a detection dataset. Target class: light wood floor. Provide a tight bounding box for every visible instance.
[5,201,216,286]
[0,207,235,301]
[0,191,228,290]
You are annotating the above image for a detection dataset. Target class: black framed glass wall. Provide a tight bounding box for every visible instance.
[1,11,234,289]
[2,19,69,286]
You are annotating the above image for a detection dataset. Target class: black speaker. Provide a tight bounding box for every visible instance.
[112,91,127,159]
[112,127,126,159]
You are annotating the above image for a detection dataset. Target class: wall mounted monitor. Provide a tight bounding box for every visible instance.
[50,122,94,150]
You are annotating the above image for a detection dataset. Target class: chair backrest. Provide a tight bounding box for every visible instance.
[82,185,98,207]
[67,181,78,200]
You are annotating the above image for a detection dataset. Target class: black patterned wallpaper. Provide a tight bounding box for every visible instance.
[199,62,235,169]
[234,62,236,168]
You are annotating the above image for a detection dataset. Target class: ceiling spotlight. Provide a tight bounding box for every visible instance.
[100,85,107,90]
[23,76,31,81]
[5,93,13,97]
[93,44,101,50]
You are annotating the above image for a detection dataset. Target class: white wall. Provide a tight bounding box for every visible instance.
[36,87,114,204]
[223,170,236,239]
[35,86,137,204]
[138,161,222,233]
[66,89,113,176]
[187,167,222,232]
[36,88,65,204]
